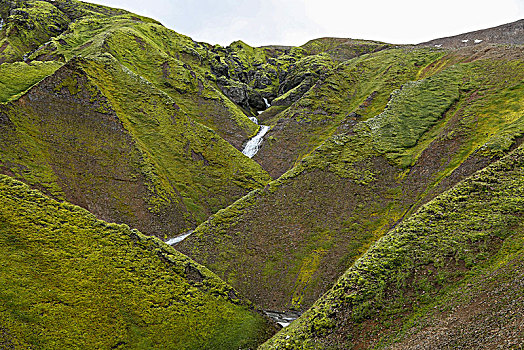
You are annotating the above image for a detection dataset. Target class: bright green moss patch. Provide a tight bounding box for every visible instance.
[0,61,62,102]
[367,66,462,166]
[0,175,275,349]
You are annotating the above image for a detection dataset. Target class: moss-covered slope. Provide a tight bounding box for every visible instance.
[1,1,408,159]
[261,140,524,350]
[254,47,447,178]
[177,44,524,311]
[45,13,261,149]
[0,60,62,102]
[0,55,271,238]
[0,0,138,64]
[300,37,393,62]
[0,174,277,349]
[0,0,69,64]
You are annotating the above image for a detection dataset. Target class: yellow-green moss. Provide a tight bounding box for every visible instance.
[0,61,62,102]
[0,174,275,349]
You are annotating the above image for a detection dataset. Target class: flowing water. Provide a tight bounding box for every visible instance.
[242,125,270,158]
[166,230,194,245]
[244,98,271,157]
[264,310,301,328]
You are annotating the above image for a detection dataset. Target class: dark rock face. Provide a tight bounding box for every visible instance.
[252,70,272,89]
[248,91,267,110]
[217,77,270,112]
[272,76,317,106]
[220,82,249,107]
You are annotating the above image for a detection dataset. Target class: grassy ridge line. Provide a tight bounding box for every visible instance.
[261,143,524,349]
[49,14,260,147]
[0,0,147,64]
[0,174,276,349]
[300,37,393,62]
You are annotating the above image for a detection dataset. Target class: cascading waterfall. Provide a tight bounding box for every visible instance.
[242,125,270,158]
[243,97,271,158]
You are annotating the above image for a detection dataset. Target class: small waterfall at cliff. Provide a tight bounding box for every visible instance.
[242,125,270,158]
[243,97,271,158]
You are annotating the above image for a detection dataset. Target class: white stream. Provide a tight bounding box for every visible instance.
[243,97,271,157]
[242,125,270,158]
[264,310,301,328]
[166,230,194,245]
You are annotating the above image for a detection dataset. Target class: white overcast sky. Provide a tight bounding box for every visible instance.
[87,0,524,46]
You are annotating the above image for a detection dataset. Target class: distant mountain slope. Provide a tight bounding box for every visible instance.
[0,175,276,349]
[261,142,524,349]
[419,19,524,48]
[177,44,524,311]
[300,37,393,62]
[0,0,140,64]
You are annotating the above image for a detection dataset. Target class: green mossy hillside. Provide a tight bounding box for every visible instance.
[81,54,272,222]
[177,45,524,312]
[0,0,69,63]
[300,37,393,62]
[0,175,276,349]
[1,3,522,348]
[0,55,271,238]
[1,1,408,156]
[0,0,159,63]
[261,142,524,350]
[46,14,260,148]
